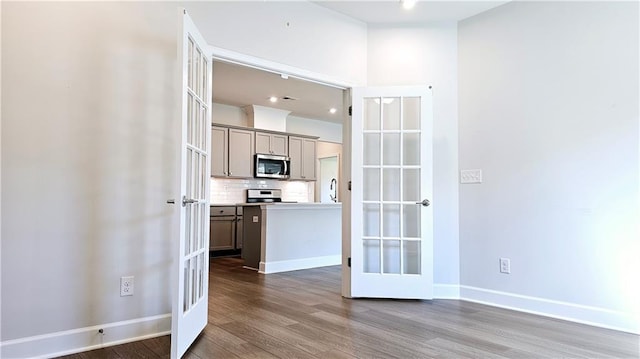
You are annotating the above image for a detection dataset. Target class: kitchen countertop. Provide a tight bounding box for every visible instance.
[211,202,341,207]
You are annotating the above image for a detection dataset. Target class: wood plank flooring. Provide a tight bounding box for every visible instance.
[58,257,639,358]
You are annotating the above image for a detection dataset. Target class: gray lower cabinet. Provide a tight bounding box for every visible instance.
[210,205,243,252]
[236,213,243,250]
[210,206,235,251]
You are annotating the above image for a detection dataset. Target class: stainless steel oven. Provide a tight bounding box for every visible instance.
[255,154,290,179]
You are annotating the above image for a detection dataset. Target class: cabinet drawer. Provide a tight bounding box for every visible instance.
[210,206,236,216]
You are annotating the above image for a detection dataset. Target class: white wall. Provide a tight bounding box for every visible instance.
[367,23,461,292]
[316,141,343,202]
[213,102,248,127]
[184,1,368,86]
[1,1,176,354]
[287,115,343,143]
[458,1,639,332]
[0,1,367,356]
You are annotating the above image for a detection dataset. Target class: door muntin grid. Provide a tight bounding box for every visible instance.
[362,97,422,275]
[183,35,210,313]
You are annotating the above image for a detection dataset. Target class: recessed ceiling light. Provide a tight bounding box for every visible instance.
[269,96,278,103]
[329,108,337,114]
[401,0,416,10]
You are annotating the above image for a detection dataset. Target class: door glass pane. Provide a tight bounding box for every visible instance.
[382,97,400,130]
[200,155,206,198]
[363,168,380,201]
[364,98,381,130]
[363,204,380,237]
[403,97,420,130]
[382,133,400,165]
[382,204,400,237]
[403,204,420,238]
[187,94,193,145]
[403,133,420,166]
[403,169,420,202]
[187,38,193,89]
[184,206,191,255]
[364,133,380,165]
[363,239,380,273]
[183,264,188,312]
[382,169,400,201]
[403,240,420,274]
[383,240,401,274]
[186,148,192,198]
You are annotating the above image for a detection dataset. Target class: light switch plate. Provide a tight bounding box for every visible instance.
[460,169,482,184]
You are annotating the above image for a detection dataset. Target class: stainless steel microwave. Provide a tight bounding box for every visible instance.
[255,154,290,180]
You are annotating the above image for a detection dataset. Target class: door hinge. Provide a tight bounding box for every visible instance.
[348,106,352,116]
[348,257,351,267]
[348,181,352,191]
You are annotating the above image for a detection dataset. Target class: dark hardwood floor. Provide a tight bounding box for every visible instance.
[58,257,639,358]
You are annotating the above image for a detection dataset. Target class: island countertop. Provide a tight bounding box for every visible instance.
[211,202,341,209]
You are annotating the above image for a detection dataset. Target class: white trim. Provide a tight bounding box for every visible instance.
[259,255,341,274]
[209,46,357,90]
[460,285,639,334]
[0,314,171,358]
[433,284,460,299]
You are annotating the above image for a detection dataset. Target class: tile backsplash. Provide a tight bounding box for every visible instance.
[210,178,314,204]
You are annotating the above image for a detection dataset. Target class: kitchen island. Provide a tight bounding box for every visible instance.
[242,203,341,274]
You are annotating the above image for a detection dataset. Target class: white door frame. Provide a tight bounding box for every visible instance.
[208,47,358,297]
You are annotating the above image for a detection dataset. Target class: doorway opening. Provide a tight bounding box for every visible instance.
[208,50,349,292]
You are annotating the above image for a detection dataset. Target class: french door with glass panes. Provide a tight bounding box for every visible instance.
[170,9,212,359]
[350,86,433,299]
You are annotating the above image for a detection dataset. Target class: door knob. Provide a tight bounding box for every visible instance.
[182,196,198,207]
[416,199,430,207]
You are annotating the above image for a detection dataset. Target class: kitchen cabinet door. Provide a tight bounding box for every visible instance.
[210,217,235,250]
[270,134,289,156]
[255,131,288,156]
[236,216,243,249]
[255,132,271,155]
[288,136,316,181]
[211,126,228,177]
[228,128,255,178]
[302,138,317,181]
[289,136,303,180]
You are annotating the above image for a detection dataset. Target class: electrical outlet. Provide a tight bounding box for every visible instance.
[252,215,259,223]
[499,258,511,274]
[120,276,134,296]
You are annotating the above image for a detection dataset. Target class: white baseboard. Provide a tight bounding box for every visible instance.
[433,283,460,299]
[0,314,171,358]
[259,255,341,274]
[460,285,639,334]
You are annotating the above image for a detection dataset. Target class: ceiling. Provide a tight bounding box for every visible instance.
[212,61,345,124]
[212,1,510,125]
[313,1,510,24]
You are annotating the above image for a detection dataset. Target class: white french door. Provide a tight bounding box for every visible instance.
[170,9,212,359]
[350,86,433,299]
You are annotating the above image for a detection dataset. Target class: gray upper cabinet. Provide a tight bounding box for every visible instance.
[255,131,288,156]
[211,126,228,177]
[211,126,255,178]
[289,136,317,181]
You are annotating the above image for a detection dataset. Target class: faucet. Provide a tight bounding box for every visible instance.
[329,178,337,202]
